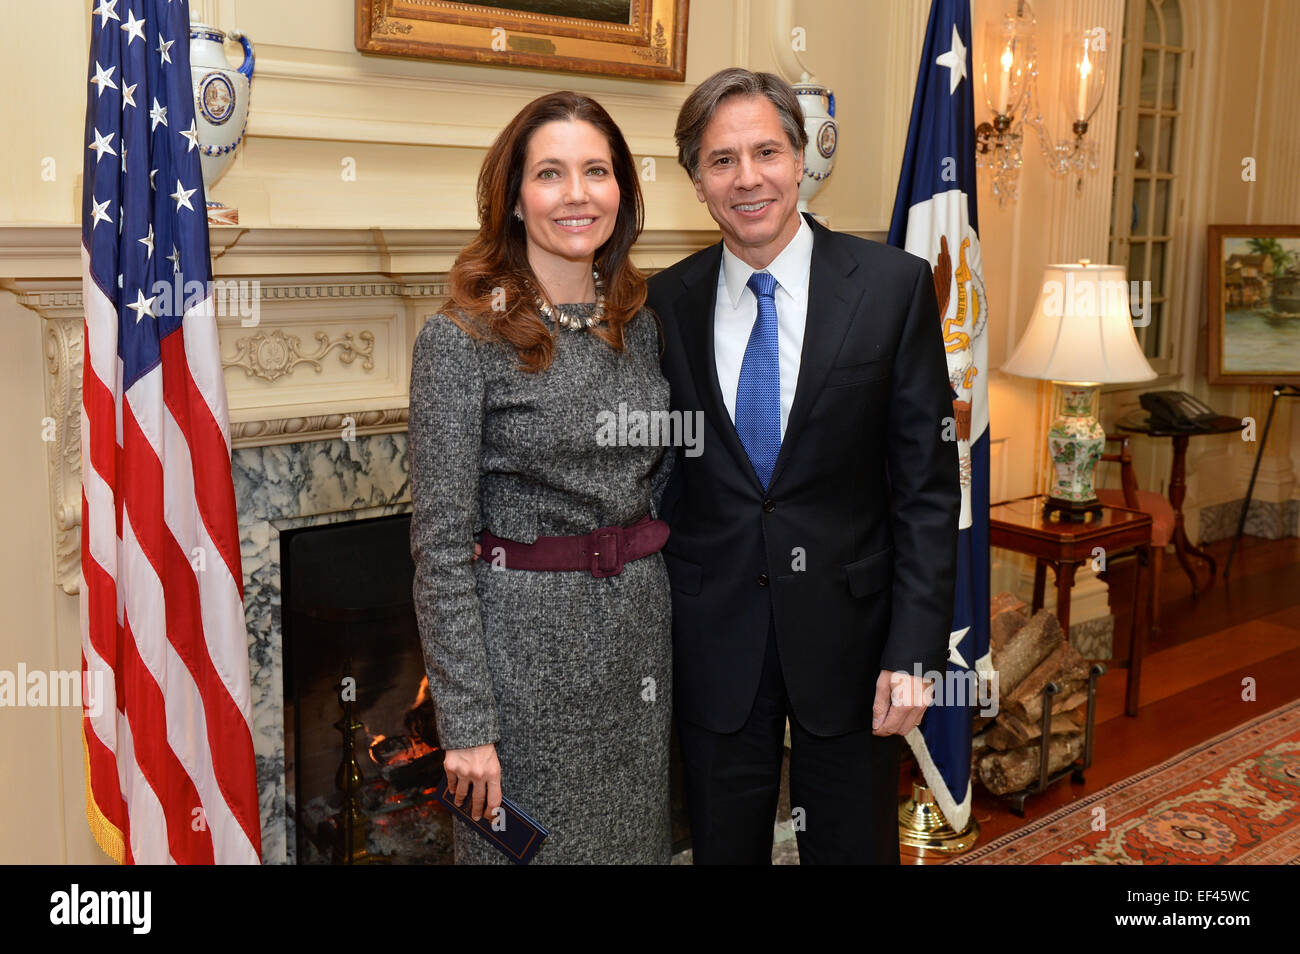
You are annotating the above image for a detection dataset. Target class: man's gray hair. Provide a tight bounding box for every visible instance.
[674,68,808,180]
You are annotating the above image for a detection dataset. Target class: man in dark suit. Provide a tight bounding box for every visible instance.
[647,68,959,864]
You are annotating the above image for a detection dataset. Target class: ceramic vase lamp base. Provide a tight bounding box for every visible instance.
[1044,382,1105,523]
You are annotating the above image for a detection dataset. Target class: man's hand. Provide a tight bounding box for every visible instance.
[871,670,935,736]
[442,742,502,822]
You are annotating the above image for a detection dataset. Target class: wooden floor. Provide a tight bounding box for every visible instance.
[904,533,1300,862]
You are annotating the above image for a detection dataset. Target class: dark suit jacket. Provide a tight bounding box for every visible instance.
[646,212,960,736]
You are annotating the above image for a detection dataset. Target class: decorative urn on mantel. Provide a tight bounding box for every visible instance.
[188,14,254,225]
[792,79,837,219]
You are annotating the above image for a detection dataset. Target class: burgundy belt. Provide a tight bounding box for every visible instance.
[479,515,669,579]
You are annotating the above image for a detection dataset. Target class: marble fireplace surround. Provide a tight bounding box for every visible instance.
[5,225,717,863]
[238,431,412,864]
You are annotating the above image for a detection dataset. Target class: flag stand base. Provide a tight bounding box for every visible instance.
[898,782,979,856]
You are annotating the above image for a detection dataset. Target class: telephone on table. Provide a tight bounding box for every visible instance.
[1139,390,1218,431]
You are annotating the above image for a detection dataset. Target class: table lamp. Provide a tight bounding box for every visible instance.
[1001,261,1157,521]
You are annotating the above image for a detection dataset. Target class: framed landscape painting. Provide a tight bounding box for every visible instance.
[356,0,689,81]
[1206,224,1300,386]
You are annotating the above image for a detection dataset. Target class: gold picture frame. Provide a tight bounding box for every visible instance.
[356,0,689,82]
[1205,224,1300,386]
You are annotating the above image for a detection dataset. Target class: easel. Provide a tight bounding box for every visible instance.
[1224,384,1300,579]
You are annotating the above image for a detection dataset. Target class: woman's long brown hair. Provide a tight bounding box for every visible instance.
[445,91,647,372]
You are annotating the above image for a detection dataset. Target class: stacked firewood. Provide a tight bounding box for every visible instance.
[971,593,1093,795]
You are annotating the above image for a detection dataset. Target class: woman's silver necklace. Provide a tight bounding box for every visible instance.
[534,267,606,331]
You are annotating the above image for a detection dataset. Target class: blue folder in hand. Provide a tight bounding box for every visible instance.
[434,775,549,865]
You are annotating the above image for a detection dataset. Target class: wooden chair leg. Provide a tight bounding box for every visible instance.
[1126,545,1152,716]
[1150,545,1163,638]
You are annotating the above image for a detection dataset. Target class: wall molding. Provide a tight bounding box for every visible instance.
[230,405,409,448]
[42,308,84,595]
[245,44,690,156]
[225,327,377,383]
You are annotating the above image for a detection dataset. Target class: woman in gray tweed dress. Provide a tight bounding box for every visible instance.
[408,91,674,864]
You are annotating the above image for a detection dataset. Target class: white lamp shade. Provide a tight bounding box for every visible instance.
[1001,263,1158,384]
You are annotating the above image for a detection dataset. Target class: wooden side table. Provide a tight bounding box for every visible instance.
[1115,411,1246,596]
[990,495,1154,717]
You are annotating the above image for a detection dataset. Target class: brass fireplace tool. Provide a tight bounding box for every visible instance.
[319,657,378,864]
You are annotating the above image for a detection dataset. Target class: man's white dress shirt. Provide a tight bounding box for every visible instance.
[713,215,814,440]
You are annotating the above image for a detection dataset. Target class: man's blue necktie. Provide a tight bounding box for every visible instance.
[735,270,781,489]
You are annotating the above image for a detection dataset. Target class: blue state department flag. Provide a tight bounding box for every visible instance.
[887,0,991,833]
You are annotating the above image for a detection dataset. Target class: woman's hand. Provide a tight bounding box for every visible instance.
[453,546,498,821]
[443,742,502,822]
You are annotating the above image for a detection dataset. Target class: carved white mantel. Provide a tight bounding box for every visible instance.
[26,280,85,596]
[1,225,718,596]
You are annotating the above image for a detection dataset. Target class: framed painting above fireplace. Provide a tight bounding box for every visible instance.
[356,0,689,82]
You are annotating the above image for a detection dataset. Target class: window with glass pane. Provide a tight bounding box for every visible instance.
[1108,0,1185,365]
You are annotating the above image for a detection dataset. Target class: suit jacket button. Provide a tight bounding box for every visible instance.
[757,573,769,586]
[762,499,776,513]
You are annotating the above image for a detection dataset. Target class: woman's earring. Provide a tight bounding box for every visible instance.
[513,209,523,222]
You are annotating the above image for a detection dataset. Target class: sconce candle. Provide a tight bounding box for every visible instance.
[982,12,1030,120]
[998,45,1013,114]
[1069,28,1106,125]
[1077,44,1091,119]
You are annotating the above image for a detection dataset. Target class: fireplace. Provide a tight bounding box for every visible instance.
[281,513,452,864]
[235,432,418,864]
[233,430,694,863]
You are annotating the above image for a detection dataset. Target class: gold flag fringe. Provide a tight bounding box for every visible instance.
[82,722,125,864]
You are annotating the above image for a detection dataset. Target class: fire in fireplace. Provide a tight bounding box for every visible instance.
[281,513,452,864]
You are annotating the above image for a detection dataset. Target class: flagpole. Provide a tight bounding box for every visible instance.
[887,0,990,861]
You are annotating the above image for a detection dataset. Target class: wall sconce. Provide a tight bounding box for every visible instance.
[976,0,1107,206]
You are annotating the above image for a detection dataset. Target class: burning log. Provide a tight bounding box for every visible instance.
[404,675,439,748]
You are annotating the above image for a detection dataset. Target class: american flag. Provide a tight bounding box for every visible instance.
[80,0,260,864]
